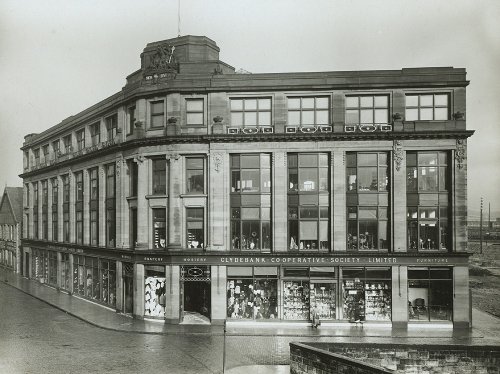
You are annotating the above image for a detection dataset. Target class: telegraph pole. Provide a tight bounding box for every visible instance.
[480,197,483,254]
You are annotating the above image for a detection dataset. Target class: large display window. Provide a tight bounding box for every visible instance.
[144,266,166,317]
[73,255,116,307]
[342,267,391,321]
[227,266,278,320]
[408,267,452,321]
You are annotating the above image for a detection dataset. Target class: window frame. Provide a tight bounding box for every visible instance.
[185,156,205,194]
[90,122,101,146]
[152,158,167,195]
[152,208,166,249]
[287,96,330,126]
[128,105,136,135]
[405,93,450,121]
[76,129,85,151]
[89,168,99,246]
[150,100,165,129]
[185,98,205,127]
[230,97,272,127]
[345,95,389,126]
[186,207,204,249]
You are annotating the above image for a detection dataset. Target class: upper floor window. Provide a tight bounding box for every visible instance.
[230,98,271,127]
[406,152,448,192]
[186,99,204,126]
[42,145,50,160]
[231,154,271,193]
[152,159,167,195]
[405,94,449,121]
[128,106,136,134]
[287,96,329,126]
[106,114,118,141]
[129,161,138,197]
[63,135,72,154]
[34,148,40,166]
[153,208,166,248]
[288,153,329,192]
[52,140,60,157]
[186,157,204,194]
[186,208,204,249]
[76,129,85,151]
[346,153,389,192]
[90,122,100,145]
[150,100,165,128]
[345,96,389,125]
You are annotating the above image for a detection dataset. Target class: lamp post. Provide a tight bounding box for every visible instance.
[222,320,226,373]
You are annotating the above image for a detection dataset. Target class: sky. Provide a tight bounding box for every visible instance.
[0,0,499,219]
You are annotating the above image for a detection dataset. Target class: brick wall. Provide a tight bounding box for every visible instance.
[294,342,500,374]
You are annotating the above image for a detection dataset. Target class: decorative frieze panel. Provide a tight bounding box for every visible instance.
[393,140,404,172]
[455,139,467,169]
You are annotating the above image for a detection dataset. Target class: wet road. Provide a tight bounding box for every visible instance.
[0,283,226,373]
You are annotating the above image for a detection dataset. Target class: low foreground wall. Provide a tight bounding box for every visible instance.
[290,342,500,374]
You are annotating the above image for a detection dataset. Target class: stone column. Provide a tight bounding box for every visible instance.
[27,183,34,239]
[56,252,62,288]
[393,141,407,252]
[57,176,63,242]
[211,265,226,325]
[453,266,470,329]
[273,152,287,252]
[167,154,182,249]
[165,265,180,324]
[115,159,124,248]
[115,261,123,312]
[133,263,145,319]
[69,171,76,243]
[333,149,346,251]
[135,156,149,248]
[98,165,106,247]
[47,179,53,241]
[208,151,228,251]
[37,181,43,238]
[83,169,90,245]
[119,159,130,248]
[391,265,408,329]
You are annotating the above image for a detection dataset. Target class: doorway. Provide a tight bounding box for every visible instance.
[122,263,134,315]
[24,252,29,278]
[181,281,211,324]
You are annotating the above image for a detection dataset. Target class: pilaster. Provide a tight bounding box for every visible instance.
[454,139,468,252]
[133,263,145,319]
[57,176,63,242]
[273,152,287,252]
[69,171,76,243]
[393,141,407,252]
[211,265,226,325]
[167,154,182,249]
[333,149,346,251]
[135,156,149,248]
[208,151,228,250]
[391,265,408,329]
[83,169,90,245]
[47,179,53,241]
[453,266,470,328]
[165,265,180,323]
[98,165,106,246]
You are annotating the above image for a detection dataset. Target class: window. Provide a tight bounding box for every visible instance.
[230,98,271,127]
[41,180,48,240]
[130,208,137,248]
[51,178,58,241]
[89,168,99,246]
[129,161,138,197]
[63,135,72,154]
[408,267,452,321]
[62,175,70,242]
[90,122,100,145]
[346,153,390,251]
[106,114,118,141]
[128,106,136,134]
[287,96,329,126]
[100,259,116,306]
[75,172,83,244]
[345,95,389,125]
[106,164,116,247]
[186,157,204,194]
[407,152,449,251]
[33,182,39,238]
[150,100,165,128]
[61,253,70,290]
[405,94,449,121]
[152,159,166,195]
[48,251,57,286]
[227,267,278,320]
[34,149,40,167]
[288,153,329,251]
[153,208,166,248]
[52,140,60,158]
[231,154,272,251]
[186,208,204,248]
[42,145,50,161]
[186,99,204,126]
[76,129,85,151]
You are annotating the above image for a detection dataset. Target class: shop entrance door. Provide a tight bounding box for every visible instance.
[180,265,211,324]
[310,281,337,321]
[122,263,134,315]
[25,253,29,278]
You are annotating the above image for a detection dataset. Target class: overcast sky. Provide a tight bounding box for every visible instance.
[0,0,499,218]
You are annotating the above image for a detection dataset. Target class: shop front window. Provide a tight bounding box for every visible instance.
[408,267,452,321]
[342,267,391,322]
[144,266,166,317]
[288,153,329,251]
[100,260,116,307]
[61,253,70,290]
[227,267,278,320]
[48,251,57,286]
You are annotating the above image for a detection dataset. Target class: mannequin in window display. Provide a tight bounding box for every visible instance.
[290,236,298,250]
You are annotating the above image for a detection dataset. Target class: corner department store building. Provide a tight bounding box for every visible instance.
[20,35,473,329]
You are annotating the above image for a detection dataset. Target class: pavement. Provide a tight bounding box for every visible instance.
[2,267,500,373]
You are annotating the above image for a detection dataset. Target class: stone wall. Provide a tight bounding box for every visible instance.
[290,342,392,374]
[293,342,500,374]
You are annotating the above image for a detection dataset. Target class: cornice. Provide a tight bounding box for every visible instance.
[19,130,474,179]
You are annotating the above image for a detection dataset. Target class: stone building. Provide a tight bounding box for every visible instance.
[20,35,473,328]
[0,187,23,273]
